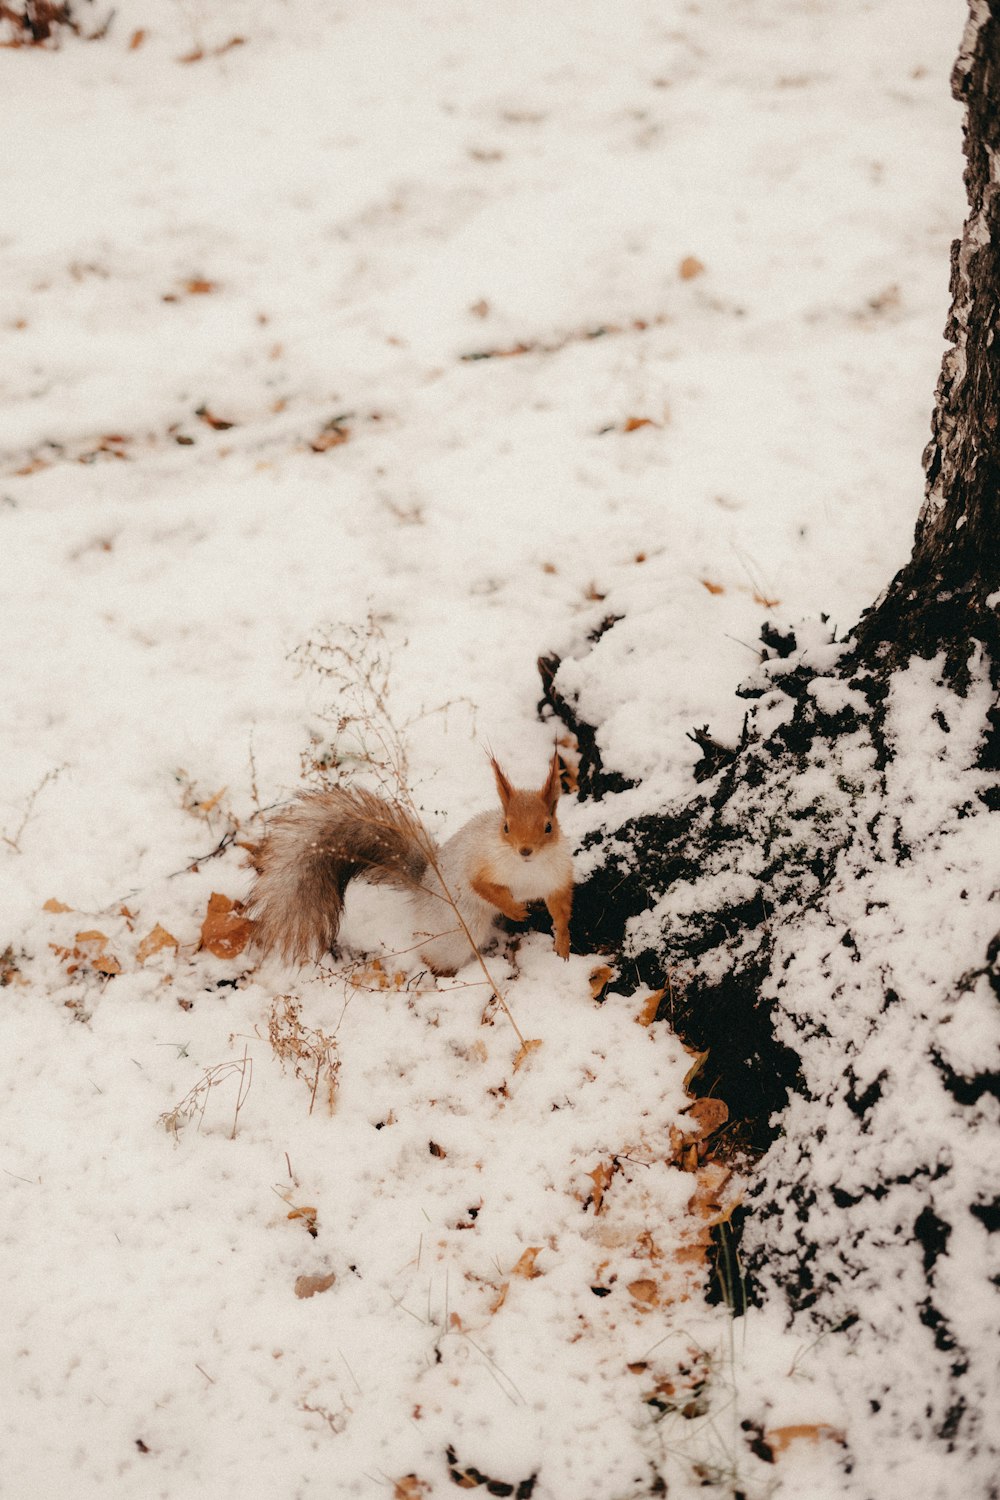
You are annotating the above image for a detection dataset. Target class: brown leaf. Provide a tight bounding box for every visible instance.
[293,1271,336,1300]
[682,1048,710,1091]
[92,953,122,975]
[394,1478,430,1500]
[765,1424,846,1455]
[753,591,781,608]
[627,1278,659,1306]
[75,929,109,948]
[311,417,351,452]
[510,1246,543,1280]
[195,405,236,432]
[42,897,72,913]
[199,892,252,959]
[128,27,145,49]
[679,255,705,280]
[489,1282,509,1314]
[588,1160,615,1215]
[287,1205,319,1237]
[682,1097,729,1141]
[184,278,218,295]
[513,1037,543,1072]
[623,417,656,432]
[700,578,725,595]
[137,924,179,964]
[635,988,666,1026]
[589,964,615,1000]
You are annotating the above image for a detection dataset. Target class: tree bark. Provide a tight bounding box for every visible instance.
[856,0,1000,675]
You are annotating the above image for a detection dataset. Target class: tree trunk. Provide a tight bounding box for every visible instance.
[856,3,1000,677]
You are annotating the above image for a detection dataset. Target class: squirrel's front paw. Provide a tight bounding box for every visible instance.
[505,900,528,923]
[553,929,570,960]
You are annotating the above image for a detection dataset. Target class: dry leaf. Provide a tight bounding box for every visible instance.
[394,1477,430,1500]
[635,988,666,1026]
[310,422,350,452]
[510,1246,543,1280]
[765,1424,846,1455]
[195,406,236,432]
[185,278,217,295]
[679,255,705,280]
[682,1097,729,1141]
[700,578,725,595]
[753,591,781,608]
[128,27,145,49]
[293,1271,336,1300]
[42,897,71,913]
[92,953,122,975]
[623,416,656,432]
[627,1278,659,1306]
[199,892,253,959]
[588,1160,615,1214]
[589,964,614,1000]
[137,924,179,965]
[513,1038,543,1072]
[682,1048,710,1091]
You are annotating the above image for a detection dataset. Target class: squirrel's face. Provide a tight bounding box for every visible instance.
[491,751,563,861]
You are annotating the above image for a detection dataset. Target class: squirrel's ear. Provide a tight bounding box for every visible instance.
[540,749,562,814]
[490,756,515,811]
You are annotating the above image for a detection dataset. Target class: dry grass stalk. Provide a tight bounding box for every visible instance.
[267,994,340,1115]
[159,1046,252,1139]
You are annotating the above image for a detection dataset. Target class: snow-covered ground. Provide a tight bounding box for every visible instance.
[0,2,969,1496]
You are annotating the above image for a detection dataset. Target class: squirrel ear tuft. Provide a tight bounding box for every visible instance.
[540,748,562,813]
[490,756,515,810]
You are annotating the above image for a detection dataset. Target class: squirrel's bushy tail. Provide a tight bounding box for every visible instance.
[247,786,432,962]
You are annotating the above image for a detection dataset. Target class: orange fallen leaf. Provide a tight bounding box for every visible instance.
[627,1278,659,1306]
[394,1477,431,1500]
[128,27,145,49]
[635,988,666,1026]
[137,924,179,965]
[42,898,72,913]
[765,1424,846,1455]
[753,591,781,609]
[700,578,725,595]
[679,255,705,280]
[287,1205,318,1236]
[489,1282,509,1314]
[293,1271,336,1300]
[92,953,122,975]
[589,964,614,1000]
[195,406,236,432]
[75,929,109,947]
[682,1048,710,1091]
[199,892,253,959]
[588,1159,616,1214]
[510,1246,543,1280]
[682,1096,729,1141]
[623,417,656,432]
[513,1038,543,1072]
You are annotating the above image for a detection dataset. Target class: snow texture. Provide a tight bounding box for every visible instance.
[0,2,978,1498]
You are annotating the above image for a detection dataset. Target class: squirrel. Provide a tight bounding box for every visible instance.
[247,751,574,976]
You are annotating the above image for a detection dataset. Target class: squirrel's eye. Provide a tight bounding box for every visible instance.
[503,822,509,834]
[544,821,552,834]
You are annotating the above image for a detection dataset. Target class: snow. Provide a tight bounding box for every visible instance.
[0,1,976,1497]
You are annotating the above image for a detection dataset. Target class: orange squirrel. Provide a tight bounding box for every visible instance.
[247,752,574,975]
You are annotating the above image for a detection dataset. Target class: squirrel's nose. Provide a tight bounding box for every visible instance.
[519,847,532,859]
